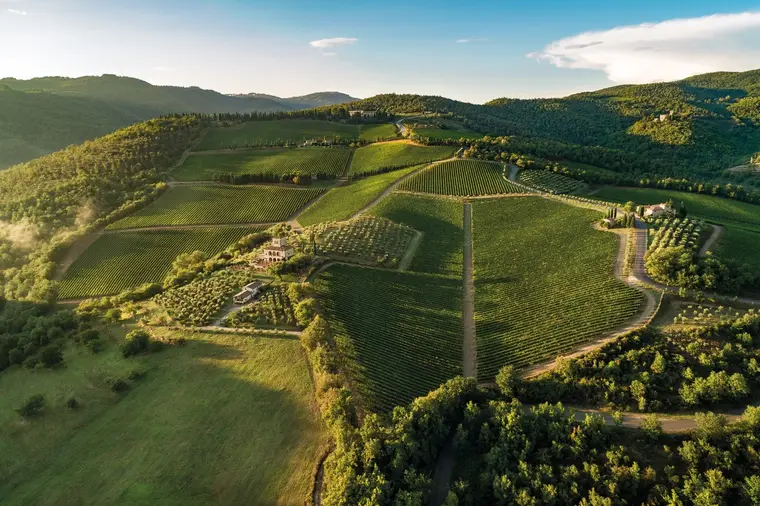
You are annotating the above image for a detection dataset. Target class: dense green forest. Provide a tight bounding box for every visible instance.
[338,69,760,181]
[0,75,356,167]
[0,116,205,301]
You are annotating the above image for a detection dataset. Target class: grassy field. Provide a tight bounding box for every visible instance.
[173,147,352,181]
[473,197,643,381]
[297,165,422,226]
[399,159,522,196]
[413,127,483,140]
[714,226,760,271]
[359,123,397,141]
[518,169,587,194]
[59,227,259,298]
[593,186,760,229]
[0,328,325,505]
[369,193,464,277]
[563,161,620,176]
[195,119,359,150]
[348,141,454,176]
[315,265,462,411]
[108,185,323,229]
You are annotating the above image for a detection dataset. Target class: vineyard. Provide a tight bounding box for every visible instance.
[398,159,522,196]
[715,226,760,271]
[472,197,643,381]
[315,265,463,410]
[59,227,259,298]
[194,119,360,150]
[108,185,323,229]
[223,284,299,329]
[173,147,351,181]
[297,165,422,226]
[412,127,483,140]
[369,194,464,277]
[348,141,454,176]
[518,169,587,194]
[154,270,259,326]
[359,123,398,141]
[307,216,415,267]
[646,217,705,254]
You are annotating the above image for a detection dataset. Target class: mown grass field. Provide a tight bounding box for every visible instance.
[315,265,462,411]
[359,123,397,141]
[348,141,454,176]
[297,165,423,226]
[519,169,587,194]
[473,197,643,381]
[59,227,258,298]
[195,119,359,150]
[369,193,464,277]
[173,147,352,181]
[0,329,325,505]
[108,185,323,229]
[593,186,760,229]
[399,159,522,196]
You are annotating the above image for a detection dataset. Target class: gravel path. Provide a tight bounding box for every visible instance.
[699,224,724,257]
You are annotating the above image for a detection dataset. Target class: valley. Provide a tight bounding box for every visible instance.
[2,72,760,505]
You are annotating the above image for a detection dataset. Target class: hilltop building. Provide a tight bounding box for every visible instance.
[349,110,377,118]
[233,280,264,305]
[643,203,675,218]
[657,111,675,122]
[261,236,295,263]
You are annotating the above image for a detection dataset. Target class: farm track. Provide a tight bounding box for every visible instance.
[350,157,459,218]
[699,224,724,257]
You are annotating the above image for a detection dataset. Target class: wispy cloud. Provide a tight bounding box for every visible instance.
[309,37,357,49]
[456,37,488,44]
[7,8,27,15]
[528,11,760,84]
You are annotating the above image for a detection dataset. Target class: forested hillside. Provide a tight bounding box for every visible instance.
[0,116,205,300]
[0,75,356,167]
[342,69,760,180]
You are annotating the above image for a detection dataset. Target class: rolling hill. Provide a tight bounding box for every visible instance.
[0,75,357,167]
[340,69,760,180]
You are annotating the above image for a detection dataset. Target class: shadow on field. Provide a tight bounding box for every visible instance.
[2,338,321,506]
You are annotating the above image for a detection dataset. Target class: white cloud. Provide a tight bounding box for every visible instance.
[309,37,357,49]
[528,11,760,83]
[456,38,488,44]
[7,8,27,15]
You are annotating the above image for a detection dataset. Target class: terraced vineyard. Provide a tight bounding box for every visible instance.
[315,265,463,410]
[473,197,643,380]
[108,185,323,229]
[349,141,454,176]
[59,227,259,298]
[518,169,587,194]
[195,119,359,150]
[297,165,423,226]
[369,194,463,277]
[307,216,415,267]
[399,159,522,196]
[173,147,351,181]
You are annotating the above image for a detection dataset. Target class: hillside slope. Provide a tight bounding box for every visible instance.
[0,75,357,167]
[342,69,760,179]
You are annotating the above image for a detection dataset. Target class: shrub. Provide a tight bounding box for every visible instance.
[121,329,151,357]
[640,414,662,441]
[16,394,45,418]
[86,339,104,354]
[66,397,79,410]
[107,377,129,393]
[496,365,518,398]
[128,369,147,381]
[40,345,63,368]
[695,412,728,439]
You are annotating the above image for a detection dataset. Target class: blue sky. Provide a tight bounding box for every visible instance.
[2,0,760,102]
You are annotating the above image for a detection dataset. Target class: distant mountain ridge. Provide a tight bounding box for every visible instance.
[0,75,358,167]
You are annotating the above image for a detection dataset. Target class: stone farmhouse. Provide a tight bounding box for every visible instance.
[261,236,295,263]
[233,280,264,305]
[348,110,377,118]
[643,203,675,218]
